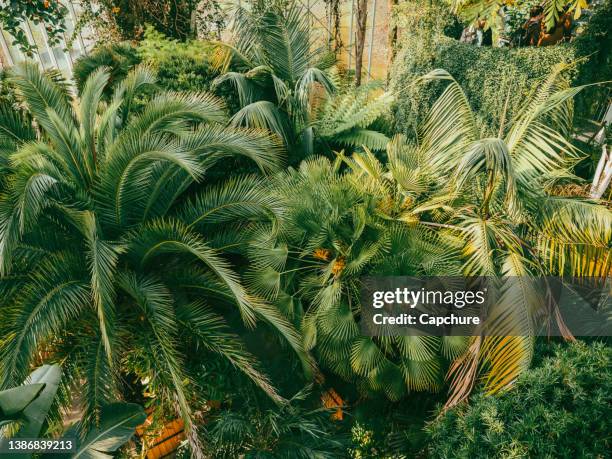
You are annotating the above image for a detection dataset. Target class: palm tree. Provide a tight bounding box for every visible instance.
[246,154,470,400]
[72,42,141,99]
[0,63,309,455]
[414,66,611,407]
[248,64,612,403]
[211,1,391,161]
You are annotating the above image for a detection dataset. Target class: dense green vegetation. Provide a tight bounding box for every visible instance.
[212,3,392,164]
[0,62,300,456]
[0,364,145,457]
[427,342,611,458]
[390,37,577,135]
[0,0,610,457]
[390,0,612,136]
[73,28,220,97]
[249,66,611,406]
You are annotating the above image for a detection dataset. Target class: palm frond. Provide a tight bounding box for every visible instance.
[418,69,479,172]
[257,3,314,85]
[117,272,194,430]
[80,334,119,428]
[111,65,157,120]
[178,175,284,231]
[0,255,89,389]
[230,101,293,146]
[98,133,203,228]
[176,300,285,403]
[9,62,75,134]
[212,71,258,107]
[78,67,110,172]
[179,125,284,173]
[0,103,36,155]
[128,91,227,136]
[129,219,259,327]
[535,197,612,277]
[81,212,123,363]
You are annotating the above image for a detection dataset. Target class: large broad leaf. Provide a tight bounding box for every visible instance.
[0,383,45,428]
[73,403,146,459]
[17,365,62,438]
[0,365,62,458]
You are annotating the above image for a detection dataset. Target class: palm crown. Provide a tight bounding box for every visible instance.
[0,63,309,452]
[212,1,392,160]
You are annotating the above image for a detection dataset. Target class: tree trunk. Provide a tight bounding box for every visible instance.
[326,0,343,53]
[386,0,398,85]
[591,144,612,199]
[354,0,368,86]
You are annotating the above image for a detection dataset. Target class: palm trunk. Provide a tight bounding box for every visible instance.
[355,0,368,86]
[386,0,398,85]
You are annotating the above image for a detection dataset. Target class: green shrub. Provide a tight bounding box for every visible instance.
[426,341,611,459]
[573,0,612,124]
[73,28,223,96]
[390,35,577,136]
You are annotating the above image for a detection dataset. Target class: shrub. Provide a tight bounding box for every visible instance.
[573,0,612,124]
[390,34,577,136]
[426,341,611,458]
[137,26,220,93]
[73,28,223,96]
[389,0,611,137]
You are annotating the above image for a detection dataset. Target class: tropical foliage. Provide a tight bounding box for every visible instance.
[0,365,61,435]
[0,62,310,455]
[0,1,610,457]
[389,10,578,136]
[73,28,220,98]
[0,1,67,55]
[73,42,141,99]
[212,2,392,162]
[201,387,346,457]
[0,364,145,458]
[248,65,612,404]
[452,0,589,30]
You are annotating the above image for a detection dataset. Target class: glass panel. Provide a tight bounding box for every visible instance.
[69,1,95,53]
[62,4,86,60]
[26,22,52,68]
[1,31,25,64]
[0,34,12,67]
[52,44,70,75]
